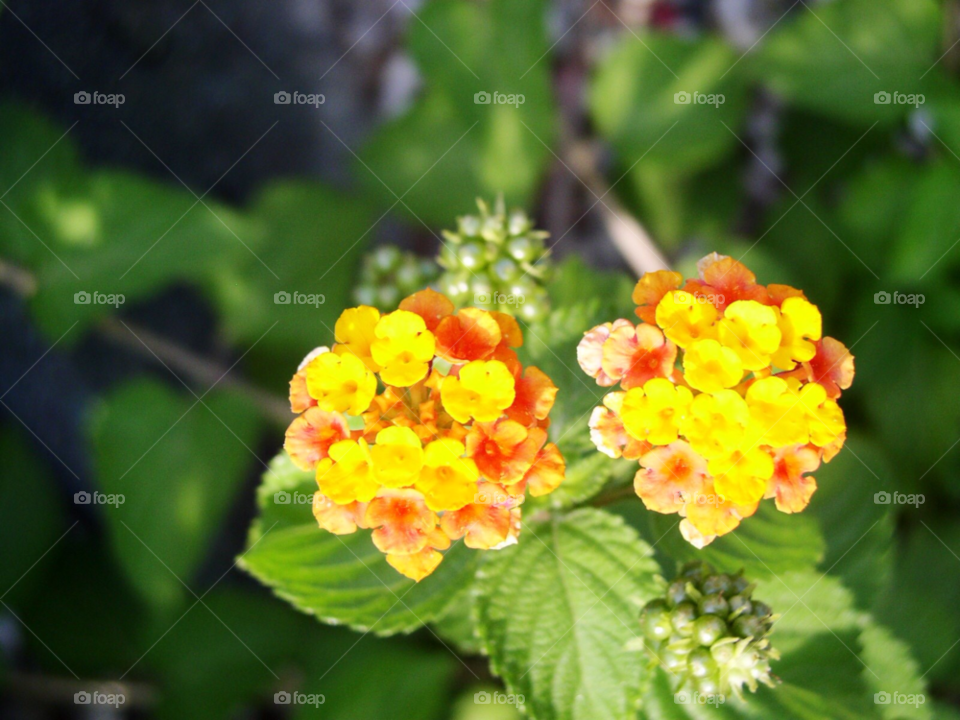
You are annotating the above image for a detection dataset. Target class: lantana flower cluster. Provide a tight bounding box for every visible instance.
[285,289,565,581]
[578,254,855,548]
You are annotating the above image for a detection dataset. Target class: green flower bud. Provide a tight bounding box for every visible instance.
[353,246,440,311]
[436,197,552,319]
[639,561,779,701]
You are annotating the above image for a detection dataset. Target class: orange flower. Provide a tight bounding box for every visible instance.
[284,407,351,471]
[635,441,708,514]
[695,253,769,310]
[399,288,454,332]
[441,495,512,549]
[578,320,633,386]
[312,492,367,535]
[633,269,683,324]
[434,308,502,363]
[506,366,558,426]
[365,489,438,555]
[601,322,678,390]
[466,419,545,485]
[522,443,566,497]
[805,337,855,399]
[766,444,820,513]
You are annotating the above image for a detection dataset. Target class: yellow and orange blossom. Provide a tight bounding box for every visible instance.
[579,253,854,548]
[284,288,565,581]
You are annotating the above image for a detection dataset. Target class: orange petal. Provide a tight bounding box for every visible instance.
[284,408,351,471]
[289,369,316,414]
[523,443,565,497]
[490,311,523,348]
[766,283,807,307]
[806,337,855,399]
[440,502,511,549]
[766,445,819,513]
[697,254,769,309]
[435,309,502,363]
[506,366,558,426]
[400,288,454,332]
[387,548,444,581]
[365,490,437,555]
[466,420,545,485]
[312,492,365,534]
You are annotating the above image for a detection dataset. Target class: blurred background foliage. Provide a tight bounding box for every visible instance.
[2,0,960,718]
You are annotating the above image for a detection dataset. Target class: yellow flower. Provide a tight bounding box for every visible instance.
[370,426,424,488]
[744,377,807,447]
[440,360,516,423]
[682,339,743,393]
[795,381,846,447]
[620,378,693,445]
[334,305,381,371]
[655,291,718,348]
[416,438,480,512]
[305,351,377,415]
[370,310,436,387]
[680,389,748,459]
[716,300,781,371]
[709,447,774,505]
[772,297,822,369]
[315,439,379,504]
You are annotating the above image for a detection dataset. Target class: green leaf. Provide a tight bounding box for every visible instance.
[91,380,261,615]
[211,181,375,368]
[629,501,825,581]
[806,434,896,607]
[758,0,940,125]
[240,453,479,635]
[0,427,67,605]
[475,508,661,720]
[432,586,483,655]
[591,33,748,173]
[360,0,556,225]
[874,520,960,689]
